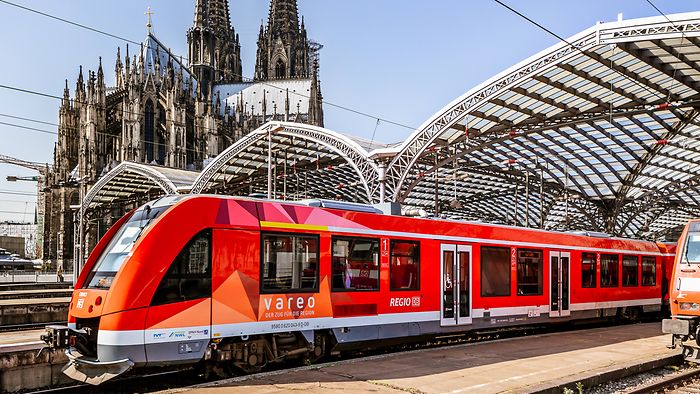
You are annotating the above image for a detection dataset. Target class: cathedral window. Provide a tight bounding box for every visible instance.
[145,99,155,163]
[157,104,166,164]
[275,59,286,79]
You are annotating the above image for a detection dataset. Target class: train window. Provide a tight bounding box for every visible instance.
[641,256,656,286]
[151,229,212,306]
[600,254,619,288]
[622,256,639,287]
[683,232,700,263]
[581,252,596,288]
[481,246,510,297]
[261,233,319,293]
[516,249,542,296]
[390,240,420,291]
[332,237,380,291]
[85,206,168,289]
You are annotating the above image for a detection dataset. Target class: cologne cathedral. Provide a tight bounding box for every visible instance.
[43,0,324,267]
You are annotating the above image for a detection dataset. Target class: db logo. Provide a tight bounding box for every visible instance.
[411,296,421,307]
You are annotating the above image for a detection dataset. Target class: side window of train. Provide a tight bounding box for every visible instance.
[641,256,656,286]
[600,254,619,288]
[516,249,542,296]
[151,229,212,306]
[581,252,596,288]
[332,236,380,291]
[481,246,510,297]
[390,240,420,291]
[261,233,319,293]
[622,255,639,287]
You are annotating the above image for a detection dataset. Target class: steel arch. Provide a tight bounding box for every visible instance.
[384,13,700,203]
[190,122,380,201]
[82,161,180,211]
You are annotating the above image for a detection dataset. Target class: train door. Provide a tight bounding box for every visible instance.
[440,244,472,326]
[549,251,570,317]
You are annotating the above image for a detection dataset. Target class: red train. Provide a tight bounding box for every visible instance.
[42,195,676,384]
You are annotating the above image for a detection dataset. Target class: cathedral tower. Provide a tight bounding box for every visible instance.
[187,0,243,92]
[255,0,310,81]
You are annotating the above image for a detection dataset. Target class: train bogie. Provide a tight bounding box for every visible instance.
[42,195,673,384]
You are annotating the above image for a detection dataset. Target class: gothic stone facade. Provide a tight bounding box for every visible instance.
[44,0,323,267]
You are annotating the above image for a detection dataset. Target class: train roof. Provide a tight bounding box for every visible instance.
[157,194,662,253]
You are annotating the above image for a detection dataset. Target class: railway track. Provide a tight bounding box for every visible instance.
[23,319,648,393]
[0,321,62,332]
[623,366,700,393]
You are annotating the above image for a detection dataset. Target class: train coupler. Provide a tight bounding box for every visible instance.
[40,325,89,350]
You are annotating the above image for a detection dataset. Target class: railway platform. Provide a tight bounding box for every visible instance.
[0,297,69,326]
[0,328,69,392]
[177,322,679,394]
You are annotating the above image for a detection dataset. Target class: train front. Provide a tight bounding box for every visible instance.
[40,196,182,384]
[663,219,700,358]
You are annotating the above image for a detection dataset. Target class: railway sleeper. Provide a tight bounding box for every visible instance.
[204,331,329,376]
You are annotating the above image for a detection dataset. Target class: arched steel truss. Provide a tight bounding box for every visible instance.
[190,122,380,202]
[82,161,187,211]
[379,12,700,239]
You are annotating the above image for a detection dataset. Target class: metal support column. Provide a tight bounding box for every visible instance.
[267,130,272,199]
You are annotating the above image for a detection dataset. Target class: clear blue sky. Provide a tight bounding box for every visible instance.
[0,0,697,222]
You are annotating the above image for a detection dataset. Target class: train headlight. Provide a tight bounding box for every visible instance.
[679,302,700,311]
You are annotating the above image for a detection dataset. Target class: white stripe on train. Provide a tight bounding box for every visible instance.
[96,298,660,346]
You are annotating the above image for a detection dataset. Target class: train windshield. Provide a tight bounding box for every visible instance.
[85,203,170,289]
[684,232,700,264]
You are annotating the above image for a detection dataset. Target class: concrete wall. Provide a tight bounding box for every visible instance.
[0,302,68,326]
[0,348,70,392]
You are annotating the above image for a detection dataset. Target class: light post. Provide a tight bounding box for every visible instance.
[70,176,89,281]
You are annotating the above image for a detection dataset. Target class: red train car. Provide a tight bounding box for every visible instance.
[42,195,672,384]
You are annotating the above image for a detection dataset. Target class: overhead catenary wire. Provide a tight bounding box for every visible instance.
[0,0,141,47]
[491,0,666,102]
[644,0,688,102]
[0,190,37,196]
[0,210,34,216]
[0,111,341,160]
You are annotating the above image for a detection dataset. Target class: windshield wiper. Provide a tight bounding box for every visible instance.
[134,205,154,240]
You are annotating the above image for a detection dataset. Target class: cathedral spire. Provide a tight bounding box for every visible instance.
[188,0,242,90]
[267,0,299,36]
[97,57,104,86]
[255,0,310,81]
[124,44,131,85]
[75,66,85,105]
[115,47,124,89]
[62,79,70,108]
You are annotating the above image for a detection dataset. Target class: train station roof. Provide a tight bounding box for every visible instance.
[381,12,700,239]
[190,122,385,204]
[82,162,198,212]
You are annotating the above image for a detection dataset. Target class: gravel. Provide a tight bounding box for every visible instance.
[585,362,699,393]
